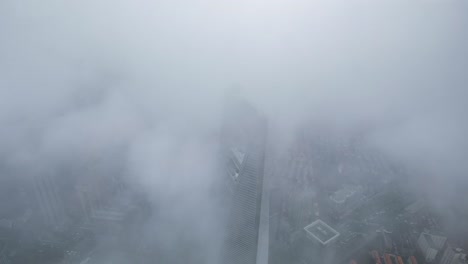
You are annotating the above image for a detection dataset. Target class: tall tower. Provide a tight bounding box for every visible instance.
[220,95,267,264]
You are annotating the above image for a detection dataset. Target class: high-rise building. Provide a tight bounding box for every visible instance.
[416,232,447,263]
[440,245,467,264]
[220,96,267,264]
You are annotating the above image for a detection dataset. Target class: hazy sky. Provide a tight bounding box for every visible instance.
[1,0,468,262]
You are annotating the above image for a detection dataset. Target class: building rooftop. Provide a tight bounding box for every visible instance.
[304,219,340,245]
[421,232,446,250]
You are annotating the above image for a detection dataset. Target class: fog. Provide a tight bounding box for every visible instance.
[1,0,467,263]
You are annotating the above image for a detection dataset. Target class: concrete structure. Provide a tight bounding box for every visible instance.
[304,219,340,246]
[440,245,467,264]
[220,96,267,264]
[417,232,447,263]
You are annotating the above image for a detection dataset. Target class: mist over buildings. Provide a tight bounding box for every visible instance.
[1,0,467,263]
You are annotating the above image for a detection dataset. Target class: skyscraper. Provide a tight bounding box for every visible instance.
[220,96,267,264]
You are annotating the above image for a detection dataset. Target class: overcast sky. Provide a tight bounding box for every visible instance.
[1,0,468,262]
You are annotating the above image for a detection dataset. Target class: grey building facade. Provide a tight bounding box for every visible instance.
[220,97,267,264]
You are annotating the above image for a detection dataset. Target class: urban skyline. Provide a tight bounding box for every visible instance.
[1,0,468,263]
